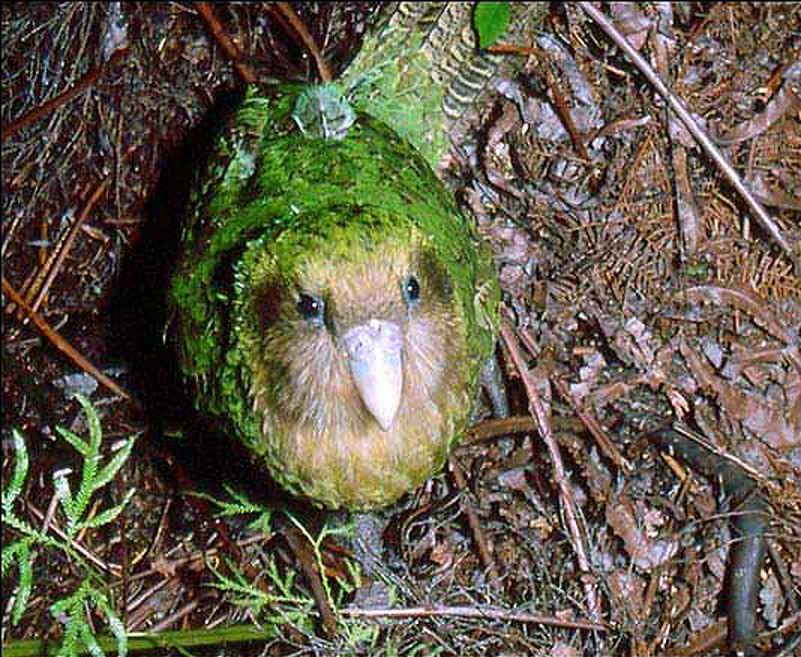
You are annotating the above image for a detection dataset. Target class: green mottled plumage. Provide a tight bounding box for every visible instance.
[169,3,539,509]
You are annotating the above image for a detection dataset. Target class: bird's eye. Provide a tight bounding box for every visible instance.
[297,293,324,321]
[403,276,420,304]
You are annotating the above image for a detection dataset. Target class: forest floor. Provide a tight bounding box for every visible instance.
[3,4,800,656]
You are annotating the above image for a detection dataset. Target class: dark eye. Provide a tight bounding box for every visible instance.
[403,276,420,303]
[297,293,324,320]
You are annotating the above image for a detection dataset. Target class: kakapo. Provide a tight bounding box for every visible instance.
[169,4,540,509]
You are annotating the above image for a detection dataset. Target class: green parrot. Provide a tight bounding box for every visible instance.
[169,3,539,510]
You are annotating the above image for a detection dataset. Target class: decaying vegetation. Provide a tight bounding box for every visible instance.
[3,3,800,656]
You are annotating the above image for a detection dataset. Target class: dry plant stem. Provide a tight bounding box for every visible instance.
[119,532,274,589]
[448,457,501,590]
[28,179,110,318]
[195,2,257,85]
[132,497,172,567]
[675,618,729,656]
[342,604,607,631]
[275,2,333,84]
[8,233,62,318]
[2,277,133,402]
[26,501,118,575]
[578,2,797,270]
[149,600,201,634]
[649,16,701,257]
[127,577,178,630]
[543,67,590,161]
[491,41,588,160]
[462,416,540,444]
[499,323,601,621]
[768,540,798,615]
[486,44,539,55]
[118,506,129,629]
[282,524,337,638]
[74,498,102,545]
[673,144,701,255]
[5,179,101,318]
[517,325,631,471]
[41,491,61,545]
[550,376,631,472]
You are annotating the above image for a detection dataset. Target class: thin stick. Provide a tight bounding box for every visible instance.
[196,2,257,85]
[3,276,133,402]
[1,51,126,140]
[275,2,333,83]
[462,416,539,444]
[29,179,110,317]
[500,322,601,621]
[578,2,797,271]
[343,603,607,631]
[449,457,501,589]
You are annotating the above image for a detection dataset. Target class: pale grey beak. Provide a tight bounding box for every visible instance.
[343,319,403,431]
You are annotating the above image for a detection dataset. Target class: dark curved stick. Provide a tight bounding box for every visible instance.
[649,424,769,653]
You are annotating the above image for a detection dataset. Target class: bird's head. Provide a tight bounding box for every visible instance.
[231,212,475,508]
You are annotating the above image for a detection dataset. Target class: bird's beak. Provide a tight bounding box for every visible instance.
[343,319,403,431]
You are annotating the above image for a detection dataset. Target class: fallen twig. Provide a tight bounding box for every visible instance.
[2,276,133,403]
[342,603,607,631]
[500,322,601,621]
[579,1,797,271]
[196,2,257,85]
[448,457,501,590]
